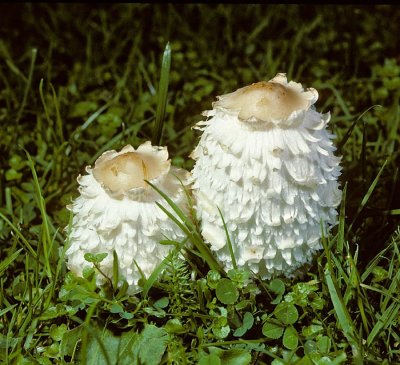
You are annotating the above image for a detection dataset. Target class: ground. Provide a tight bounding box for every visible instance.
[0,4,399,364]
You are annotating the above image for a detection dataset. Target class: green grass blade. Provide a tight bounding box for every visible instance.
[146,180,195,232]
[152,42,171,146]
[25,150,53,278]
[0,304,17,317]
[142,251,174,298]
[133,259,147,291]
[360,121,367,182]
[112,250,119,290]
[217,207,237,270]
[71,101,113,141]
[337,105,381,153]
[147,180,223,273]
[39,78,51,127]
[0,212,37,258]
[321,83,351,118]
[367,303,400,347]
[50,83,64,142]
[324,268,362,362]
[5,186,13,215]
[337,183,347,254]
[17,48,37,122]
[348,158,388,234]
[361,239,396,282]
[382,259,400,310]
[0,249,22,276]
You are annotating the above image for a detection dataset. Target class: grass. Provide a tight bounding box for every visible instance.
[0,4,399,364]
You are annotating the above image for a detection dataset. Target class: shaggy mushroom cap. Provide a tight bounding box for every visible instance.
[92,142,170,198]
[214,75,315,125]
[191,73,342,278]
[65,141,189,293]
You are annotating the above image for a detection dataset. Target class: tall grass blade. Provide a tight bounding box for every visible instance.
[50,83,64,142]
[142,251,173,298]
[112,250,119,290]
[17,48,37,122]
[337,105,381,153]
[361,121,367,183]
[0,212,37,258]
[152,42,171,146]
[337,183,347,253]
[25,150,53,278]
[39,78,51,126]
[0,304,17,317]
[218,207,237,270]
[324,268,362,363]
[367,303,400,347]
[146,180,223,273]
[347,159,388,234]
[0,249,22,276]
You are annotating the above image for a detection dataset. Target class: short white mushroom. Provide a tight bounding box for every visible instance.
[190,74,342,278]
[65,141,189,293]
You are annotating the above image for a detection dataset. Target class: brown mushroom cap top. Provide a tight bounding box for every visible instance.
[214,76,313,124]
[92,143,170,193]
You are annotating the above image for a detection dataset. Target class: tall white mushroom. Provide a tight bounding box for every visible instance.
[65,141,189,293]
[190,74,342,278]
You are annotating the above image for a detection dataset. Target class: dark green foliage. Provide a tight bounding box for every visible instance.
[0,4,399,364]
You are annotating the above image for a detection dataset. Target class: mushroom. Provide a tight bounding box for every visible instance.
[190,73,342,278]
[65,141,189,293]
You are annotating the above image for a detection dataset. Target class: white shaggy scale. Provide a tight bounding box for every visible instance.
[66,142,189,293]
[190,74,342,278]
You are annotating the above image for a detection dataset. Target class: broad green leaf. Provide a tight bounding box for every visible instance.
[84,252,108,263]
[199,354,221,365]
[212,325,230,339]
[269,278,285,304]
[242,312,254,330]
[233,312,254,337]
[154,297,169,309]
[60,326,84,358]
[61,323,167,365]
[50,324,68,342]
[283,326,298,350]
[164,319,186,334]
[274,302,298,325]
[216,279,239,305]
[110,303,124,314]
[207,270,222,289]
[137,325,168,365]
[227,268,250,286]
[119,311,133,320]
[5,168,22,181]
[208,347,252,365]
[304,340,318,355]
[269,279,285,296]
[262,321,284,339]
[302,324,324,338]
[84,326,120,365]
[317,336,331,353]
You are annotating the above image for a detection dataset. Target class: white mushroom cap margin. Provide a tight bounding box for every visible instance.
[65,141,189,294]
[190,73,342,278]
